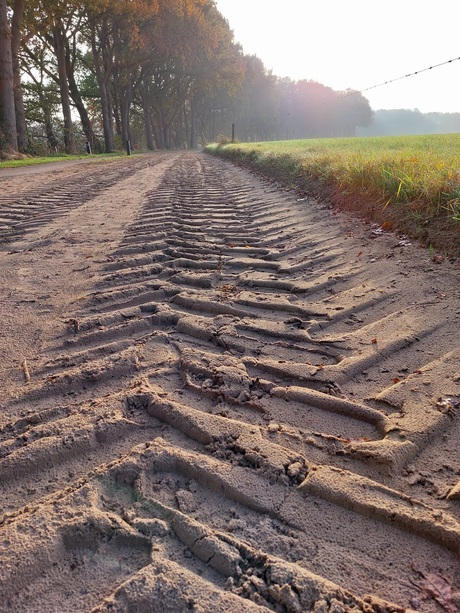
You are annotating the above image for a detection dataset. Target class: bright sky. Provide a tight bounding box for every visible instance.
[214,0,460,113]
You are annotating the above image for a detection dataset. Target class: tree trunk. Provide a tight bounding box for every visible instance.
[189,100,197,149]
[65,40,95,148]
[43,102,59,152]
[11,0,26,151]
[52,24,73,154]
[163,122,171,149]
[183,102,190,148]
[141,81,154,150]
[100,79,114,152]
[90,20,114,153]
[112,83,121,138]
[120,82,133,147]
[0,0,18,152]
[151,112,164,149]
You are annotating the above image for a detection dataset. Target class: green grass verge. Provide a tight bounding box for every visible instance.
[205,135,460,258]
[0,151,127,168]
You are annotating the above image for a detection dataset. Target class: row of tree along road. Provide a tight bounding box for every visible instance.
[0,0,374,156]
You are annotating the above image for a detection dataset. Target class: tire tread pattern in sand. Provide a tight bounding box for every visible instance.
[0,152,459,612]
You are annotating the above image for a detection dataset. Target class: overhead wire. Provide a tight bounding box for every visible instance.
[296,55,460,118]
[360,55,460,95]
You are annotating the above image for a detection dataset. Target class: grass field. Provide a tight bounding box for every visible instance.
[206,134,460,257]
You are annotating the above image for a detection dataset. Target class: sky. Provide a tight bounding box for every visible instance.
[214,0,460,114]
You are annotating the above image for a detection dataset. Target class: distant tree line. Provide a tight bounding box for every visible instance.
[217,56,373,142]
[0,0,373,155]
[357,108,460,137]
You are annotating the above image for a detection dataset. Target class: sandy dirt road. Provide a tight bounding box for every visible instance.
[0,151,459,612]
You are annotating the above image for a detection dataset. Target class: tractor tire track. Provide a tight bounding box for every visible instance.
[0,151,459,612]
[0,155,162,243]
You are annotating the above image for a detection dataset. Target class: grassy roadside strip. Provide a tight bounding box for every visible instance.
[0,151,128,168]
[205,135,460,258]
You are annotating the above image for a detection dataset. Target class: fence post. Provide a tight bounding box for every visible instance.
[231,123,235,143]
[126,140,131,156]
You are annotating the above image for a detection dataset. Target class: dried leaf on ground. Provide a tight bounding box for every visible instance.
[411,563,456,612]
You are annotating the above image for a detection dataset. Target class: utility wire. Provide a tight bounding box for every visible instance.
[360,55,460,94]
[294,55,460,115]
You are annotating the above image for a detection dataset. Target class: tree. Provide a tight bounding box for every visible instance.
[85,0,159,151]
[230,55,278,142]
[185,3,244,147]
[0,0,18,151]
[11,0,27,150]
[86,14,115,151]
[23,0,78,153]
[336,89,373,136]
[22,43,61,152]
[135,0,243,149]
[52,18,74,153]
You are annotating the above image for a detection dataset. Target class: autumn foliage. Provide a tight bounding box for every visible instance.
[0,0,373,154]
